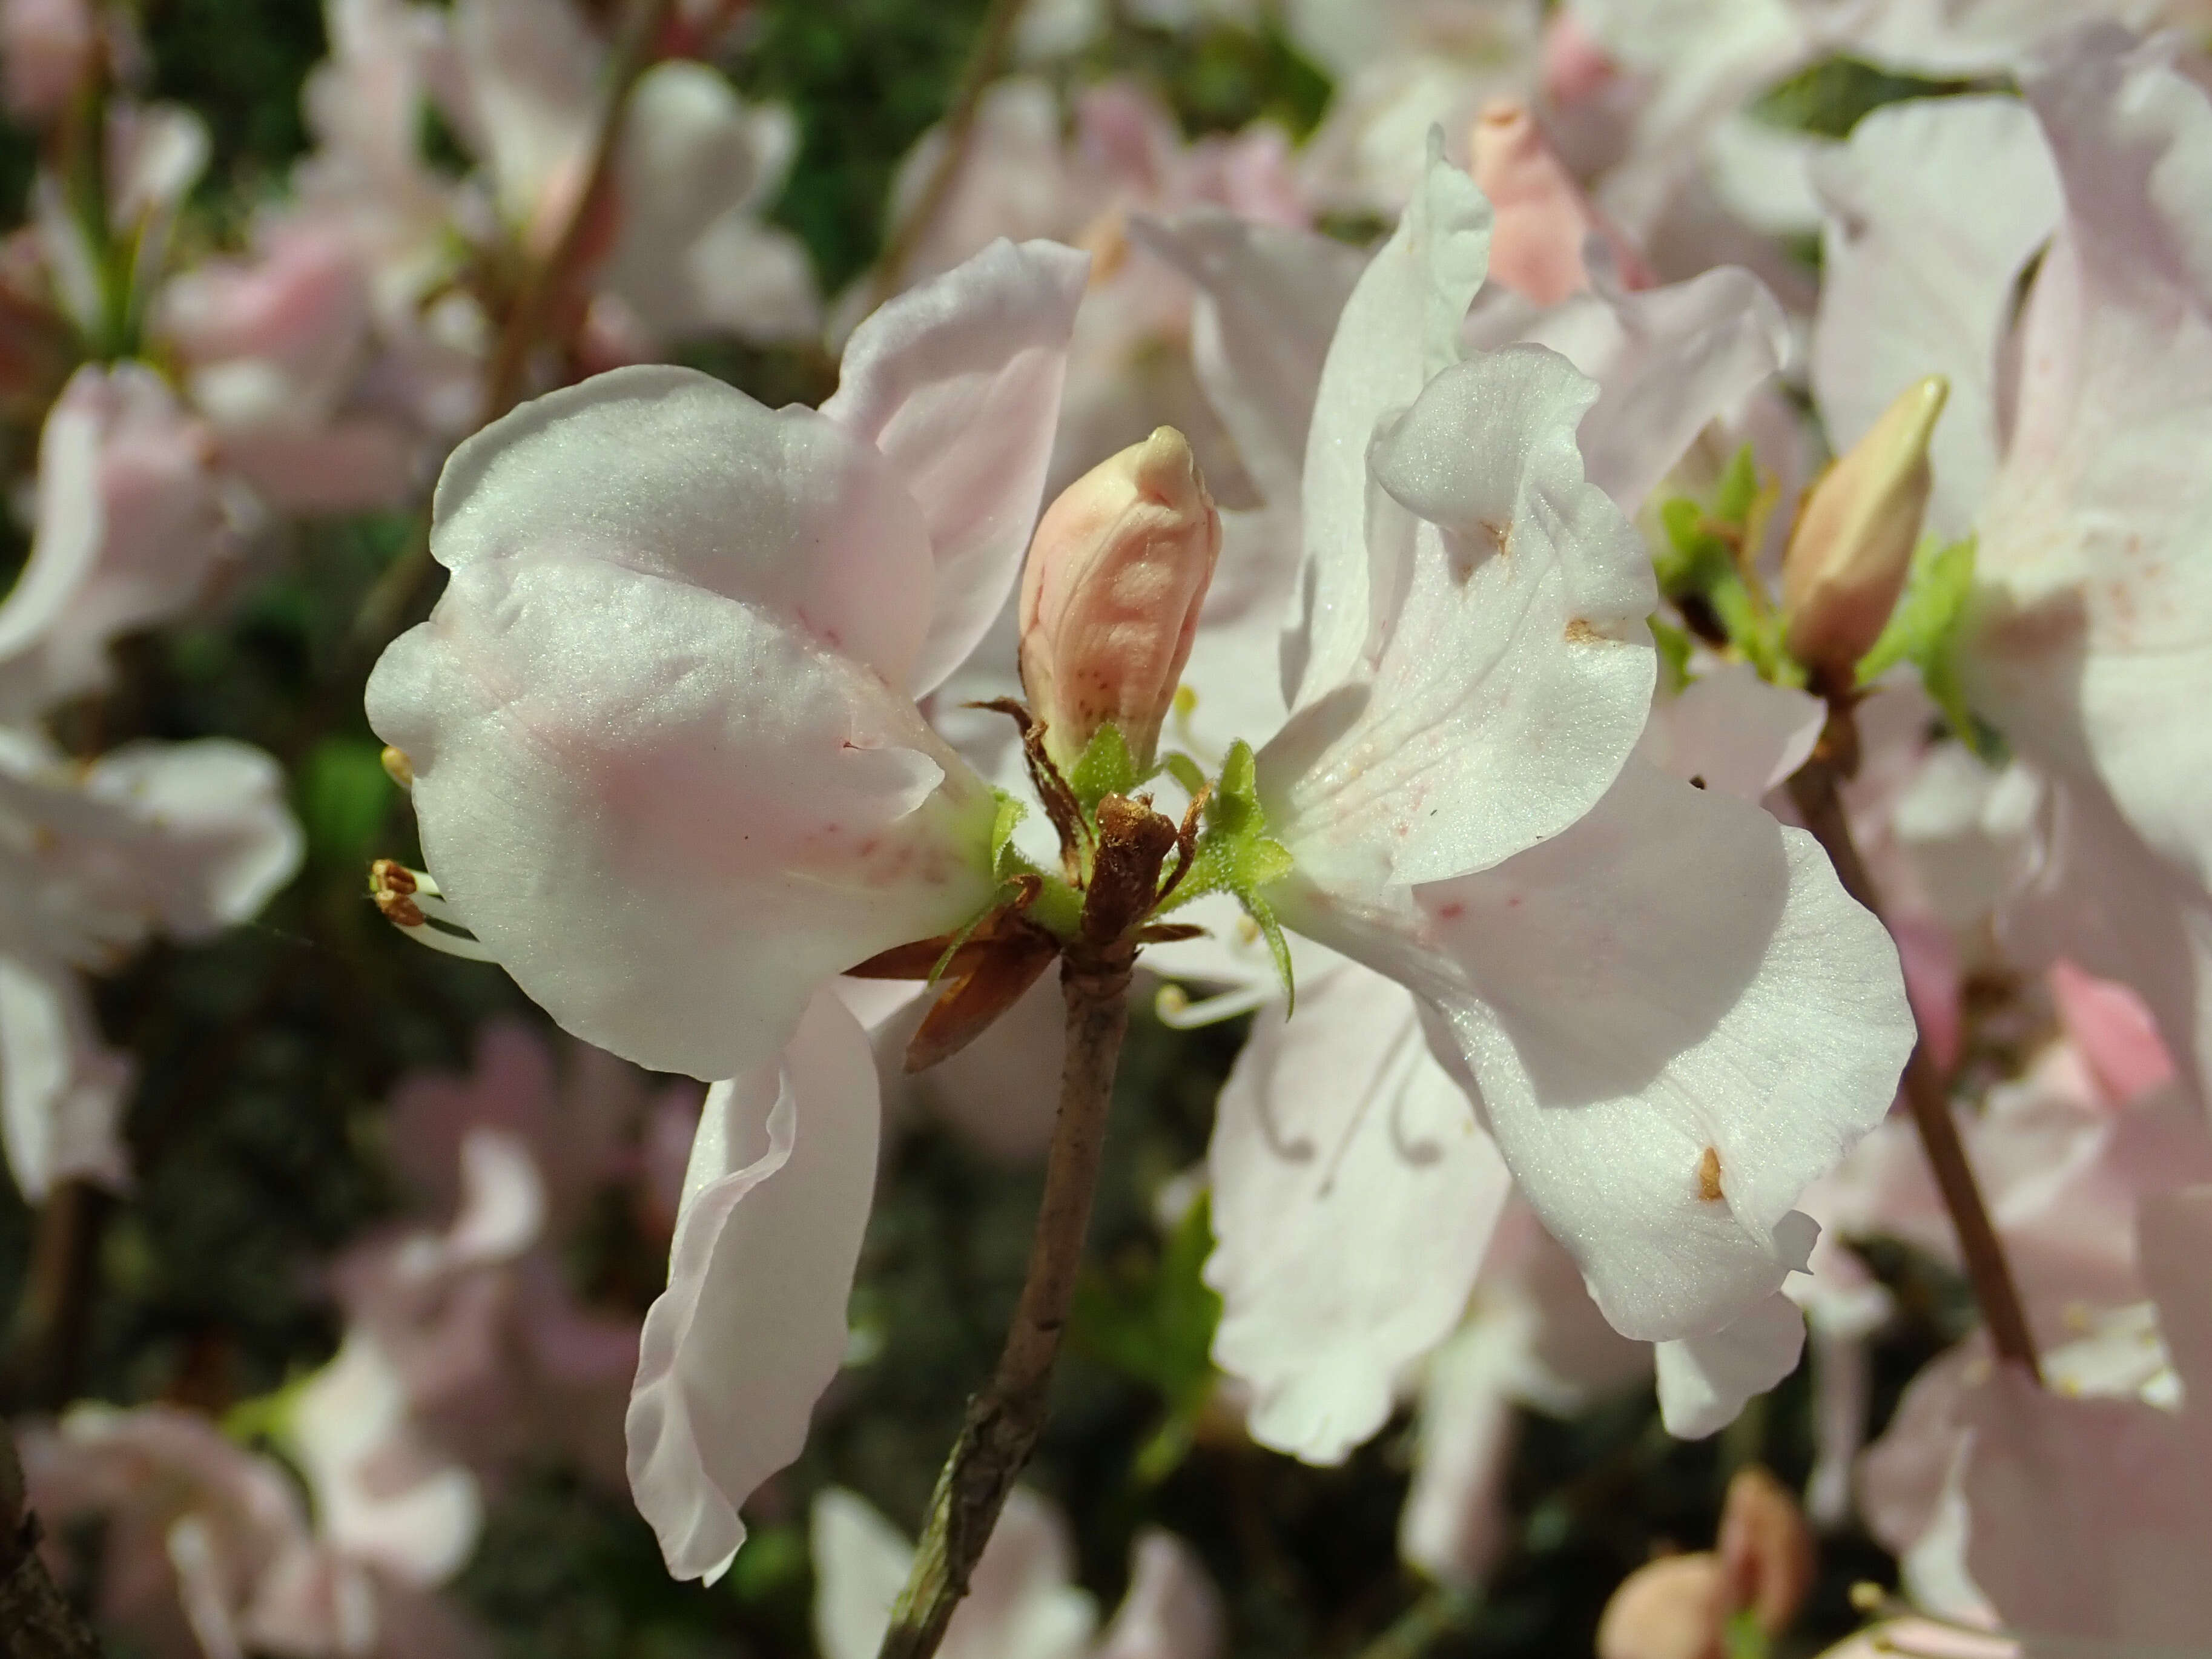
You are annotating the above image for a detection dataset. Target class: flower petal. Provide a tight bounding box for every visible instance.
[1289,759,1912,1341]
[0,954,131,1199]
[627,988,880,1583]
[367,550,998,1081]
[1811,94,2060,540]
[1654,1291,1805,1439]
[429,364,934,686]
[1636,663,1823,802]
[1263,344,1656,889]
[822,239,1091,696]
[1295,140,1491,708]
[1206,961,1509,1464]
[1129,211,1364,512]
[1095,1530,1225,1659]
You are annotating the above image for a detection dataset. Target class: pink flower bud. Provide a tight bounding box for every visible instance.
[1596,1554,1725,1659]
[1782,375,1949,679]
[1018,426,1221,773]
[1471,101,1651,304]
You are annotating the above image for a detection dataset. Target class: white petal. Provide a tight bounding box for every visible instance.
[626,988,880,1583]
[811,1488,917,1659]
[368,550,999,1082]
[1476,266,1789,516]
[1094,1531,1224,1659]
[1654,1291,1804,1439]
[1399,1304,1528,1589]
[0,955,131,1199]
[1295,141,1491,708]
[822,239,1091,696]
[1636,662,1823,802]
[1966,33,2212,903]
[79,739,303,935]
[1811,94,2060,540]
[1289,760,1913,1341]
[430,364,934,686]
[1263,345,1656,890]
[1129,212,1364,512]
[289,1331,483,1585]
[1206,962,1509,1465]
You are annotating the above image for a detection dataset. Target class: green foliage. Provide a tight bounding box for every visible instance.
[1078,20,1332,139]
[1070,1192,1221,1485]
[1855,534,1998,754]
[145,0,331,184]
[733,0,1002,292]
[1069,720,1140,812]
[1749,56,1989,140]
[297,737,395,870]
[1653,447,1801,687]
[1160,740,1295,1003]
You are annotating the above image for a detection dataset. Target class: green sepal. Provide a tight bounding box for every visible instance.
[1241,887,1296,1012]
[1650,613,1693,694]
[988,788,1028,878]
[1069,721,1139,813]
[1723,1608,1769,1659]
[1652,449,1801,686]
[1854,534,1998,756]
[1158,751,1209,797]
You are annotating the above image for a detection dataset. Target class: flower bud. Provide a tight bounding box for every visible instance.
[1018,426,1221,774]
[1471,101,1651,303]
[1781,375,1948,679]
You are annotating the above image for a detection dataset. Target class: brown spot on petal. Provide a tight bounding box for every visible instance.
[1697,1146,1724,1203]
[1564,618,1608,644]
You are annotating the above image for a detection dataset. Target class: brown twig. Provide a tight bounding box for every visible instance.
[0,1425,102,1657]
[874,797,1178,1659]
[1787,715,2041,1380]
[863,0,1031,313]
[4,1181,108,1413]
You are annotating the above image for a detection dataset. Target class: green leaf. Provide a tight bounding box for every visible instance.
[1854,535,1996,753]
[297,737,394,868]
[1070,1192,1223,1483]
[1713,443,1761,525]
[1069,721,1138,811]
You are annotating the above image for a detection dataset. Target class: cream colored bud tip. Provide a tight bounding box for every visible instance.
[380,745,415,789]
[1131,426,1209,509]
[1892,374,1948,440]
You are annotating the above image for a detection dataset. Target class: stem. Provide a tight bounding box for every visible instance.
[874,949,1131,1659]
[6,1180,108,1411]
[1349,1588,1478,1659]
[863,0,1030,312]
[1787,744,2040,1380]
[0,1424,103,1657]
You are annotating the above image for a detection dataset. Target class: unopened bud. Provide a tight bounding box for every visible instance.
[1018,426,1221,774]
[1782,375,1948,678]
[1472,101,1651,303]
[1595,1554,1725,1659]
[1716,1466,1814,1635]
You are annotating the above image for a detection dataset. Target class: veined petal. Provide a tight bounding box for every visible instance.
[1295,141,1491,708]
[1261,345,1656,890]
[1206,961,1509,1465]
[1967,31,2212,895]
[821,239,1091,696]
[1484,265,1788,516]
[1129,211,1364,513]
[1811,94,2060,541]
[430,364,934,686]
[1284,760,1912,1342]
[1654,1291,1805,1439]
[367,555,998,1082]
[627,989,880,1584]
